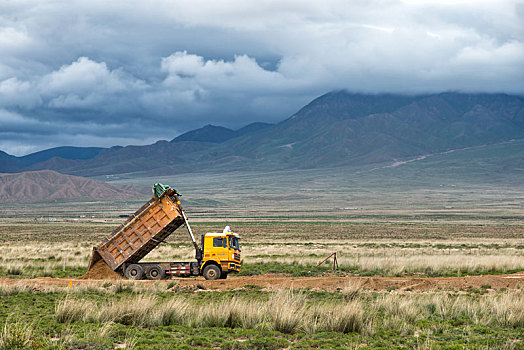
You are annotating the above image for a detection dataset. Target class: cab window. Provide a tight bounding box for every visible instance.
[213,237,226,248]
[229,236,240,250]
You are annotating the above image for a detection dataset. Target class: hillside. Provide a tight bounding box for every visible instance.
[0,151,23,173]
[0,170,146,202]
[0,147,106,174]
[16,146,105,166]
[104,139,524,220]
[202,92,524,169]
[0,92,523,177]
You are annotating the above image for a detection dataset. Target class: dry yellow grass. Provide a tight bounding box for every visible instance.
[0,216,522,279]
[54,289,524,335]
[1,235,523,277]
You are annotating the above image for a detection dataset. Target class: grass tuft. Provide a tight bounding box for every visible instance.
[0,321,46,350]
[269,289,306,334]
[53,289,524,339]
[321,301,366,334]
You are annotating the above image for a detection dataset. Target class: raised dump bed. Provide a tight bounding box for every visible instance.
[88,187,184,273]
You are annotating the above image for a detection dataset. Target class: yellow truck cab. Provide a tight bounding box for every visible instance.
[200,232,241,279]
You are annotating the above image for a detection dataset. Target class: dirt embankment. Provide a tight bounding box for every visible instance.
[2,272,523,292]
[175,273,524,291]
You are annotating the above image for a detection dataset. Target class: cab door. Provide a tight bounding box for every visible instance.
[212,236,229,270]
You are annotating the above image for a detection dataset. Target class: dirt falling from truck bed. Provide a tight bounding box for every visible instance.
[79,259,123,280]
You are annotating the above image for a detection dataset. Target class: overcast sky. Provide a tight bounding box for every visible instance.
[1,0,523,155]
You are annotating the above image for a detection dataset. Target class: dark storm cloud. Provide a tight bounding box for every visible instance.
[0,0,523,155]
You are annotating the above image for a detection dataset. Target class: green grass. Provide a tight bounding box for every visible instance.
[0,287,523,349]
[0,266,86,279]
[238,262,343,277]
[237,261,522,279]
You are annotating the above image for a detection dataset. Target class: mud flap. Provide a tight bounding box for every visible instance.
[87,248,103,271]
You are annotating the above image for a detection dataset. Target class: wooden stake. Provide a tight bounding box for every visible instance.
[316,252,339,272]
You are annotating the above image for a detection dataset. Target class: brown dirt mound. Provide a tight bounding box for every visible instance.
[78,259,123,280]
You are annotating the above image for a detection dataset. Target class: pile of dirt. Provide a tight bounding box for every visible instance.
[78,259,123,280]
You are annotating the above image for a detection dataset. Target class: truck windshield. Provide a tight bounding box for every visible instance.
[229,236,240,250]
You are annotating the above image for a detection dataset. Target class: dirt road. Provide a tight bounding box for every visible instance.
[2,272,524,292]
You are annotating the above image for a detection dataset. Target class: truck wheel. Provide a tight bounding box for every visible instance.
[219,272,228,279]
[203,265,221,280]
[145,265,165,280]
[125,264,144,280]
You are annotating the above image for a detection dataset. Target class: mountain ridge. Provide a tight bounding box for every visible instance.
[171,122,273,143]
[185,91,524,169]
[1,91,523,177]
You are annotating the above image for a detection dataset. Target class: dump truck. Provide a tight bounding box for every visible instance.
[87,184,241,280]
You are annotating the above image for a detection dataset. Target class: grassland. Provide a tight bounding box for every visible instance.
[0,215,522,348]
[0,219,523,280]
[0,161,523,349]
[1,279,523,349]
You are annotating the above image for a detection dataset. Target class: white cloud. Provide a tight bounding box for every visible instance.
[0,78,41,108]
[161,52,286,92]
[44,57,126,94]
[0,57,148,113]
[0,27,31,49]
[40,57,148,109]
[161,52,204,77]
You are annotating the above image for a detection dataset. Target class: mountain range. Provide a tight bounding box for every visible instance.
[1,91,523,177]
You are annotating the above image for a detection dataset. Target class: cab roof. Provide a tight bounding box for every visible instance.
[204,232,240,238]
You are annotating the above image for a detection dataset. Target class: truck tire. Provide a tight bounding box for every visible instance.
[145,265,165,280]
[203,265,221,280]
[219,272,228,279]
[125,264,144,280]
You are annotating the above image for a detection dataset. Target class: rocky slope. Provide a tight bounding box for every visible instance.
[0,170,146,202]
